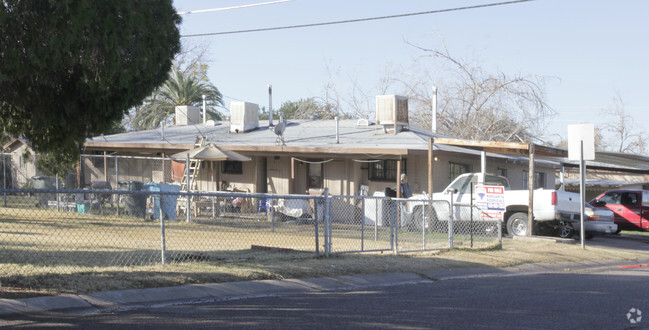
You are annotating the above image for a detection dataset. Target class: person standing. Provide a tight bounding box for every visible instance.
[400,173,412,198]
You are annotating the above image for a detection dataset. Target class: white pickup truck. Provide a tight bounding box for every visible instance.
[406,172,583,237]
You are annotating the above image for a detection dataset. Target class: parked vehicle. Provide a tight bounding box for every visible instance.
[572,203,617,239]
[406,173,584,237]
[589,189,649,233]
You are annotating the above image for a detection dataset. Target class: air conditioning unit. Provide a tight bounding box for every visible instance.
[375,95,408,132]
[230,101,260,133]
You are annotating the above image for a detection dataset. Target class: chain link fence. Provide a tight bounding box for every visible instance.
[0,153,502,280]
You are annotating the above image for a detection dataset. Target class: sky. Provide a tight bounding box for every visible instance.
[172,0,648,144]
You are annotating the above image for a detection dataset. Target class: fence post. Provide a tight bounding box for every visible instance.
[324,188,330,257]
[422,200,426,250]
[2,153,6,207]
[186,153,191,223]
[448,193,454,249]
[115,157,120,217]
[314,196,319,256]
[390,198,394,253]
[360,196,365,252]
[160,195,166,264]
[56,176,60,212]
[393,199,398,254]
[374,198,378,241]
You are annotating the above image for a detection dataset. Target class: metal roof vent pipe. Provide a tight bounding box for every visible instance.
[335,116,340,144]
[431,86,437,133]
[268,84,274,127]
[202,94,207,125]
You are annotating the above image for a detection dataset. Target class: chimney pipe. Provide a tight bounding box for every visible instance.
[335,116,340,144]
[432,86,437,133]
[268,84,274,127]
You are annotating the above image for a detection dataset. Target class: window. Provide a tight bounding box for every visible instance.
[497,167,507,178]
[222,161,243,174]
[449,162,470,182]
[307,163,322,189]
[368,159,406,181]
[523,171,546,189]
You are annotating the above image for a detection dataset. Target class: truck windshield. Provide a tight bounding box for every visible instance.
[447,174,475,194]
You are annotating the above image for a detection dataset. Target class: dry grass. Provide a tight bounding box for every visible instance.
[0,198,645,299]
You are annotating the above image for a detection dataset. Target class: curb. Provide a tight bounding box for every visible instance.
[2,259,648,317]
[0,272,428,316]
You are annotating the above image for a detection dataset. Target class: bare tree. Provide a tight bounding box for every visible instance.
[598,93,646,154]
[319,59,398,120]
[319,43,556,144]
[401,44,555,143]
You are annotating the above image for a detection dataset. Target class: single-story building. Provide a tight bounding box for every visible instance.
[82,98,563,197]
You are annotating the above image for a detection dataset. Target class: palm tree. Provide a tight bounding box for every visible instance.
[134,67,224,130]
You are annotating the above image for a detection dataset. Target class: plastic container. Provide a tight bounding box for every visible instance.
[145,182,180,221]
[119,180,146,218]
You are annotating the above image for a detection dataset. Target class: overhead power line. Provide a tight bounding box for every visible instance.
[181,0,533,38]
[177,0,294,15]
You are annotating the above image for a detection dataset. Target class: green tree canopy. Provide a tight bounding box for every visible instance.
[0,1,181,174]
[134,66,224,130]
[278,98,340,120]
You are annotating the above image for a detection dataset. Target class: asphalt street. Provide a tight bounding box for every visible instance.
[1,233,648,329]
[2,263,649,329]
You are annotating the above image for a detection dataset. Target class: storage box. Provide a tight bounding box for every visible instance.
[76,203,89,214]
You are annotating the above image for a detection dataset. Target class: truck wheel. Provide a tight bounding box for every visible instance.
[411,205,438,231]
[558,222,575,238]
[506,212,529,236]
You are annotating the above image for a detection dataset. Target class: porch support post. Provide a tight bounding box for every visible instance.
[103,151,108,182]
[527,144,535,236]
[396,158,402,198]
[290,157,295,194]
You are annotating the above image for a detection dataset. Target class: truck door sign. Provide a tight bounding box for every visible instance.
[475,185,505,220]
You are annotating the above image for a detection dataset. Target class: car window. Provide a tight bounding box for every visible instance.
[621,192,639,206]
[599,192,621,205]
[643,191,649,206]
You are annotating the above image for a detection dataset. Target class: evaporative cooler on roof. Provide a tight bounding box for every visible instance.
[230,101,260,133]
[375,95,408,133]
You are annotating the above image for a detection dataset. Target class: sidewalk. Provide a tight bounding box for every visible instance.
[2,257,647,317]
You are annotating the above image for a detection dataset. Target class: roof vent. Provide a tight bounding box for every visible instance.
[376,95,408,133]
[230,101,260,133]
[356,118,374,127]
[175,106,200,126]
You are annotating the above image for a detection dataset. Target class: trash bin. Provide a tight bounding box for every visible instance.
[119,180,146,218]
[145,182,180,221]
[32,175,56,208]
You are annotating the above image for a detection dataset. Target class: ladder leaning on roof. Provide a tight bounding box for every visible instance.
[177,136,205,220]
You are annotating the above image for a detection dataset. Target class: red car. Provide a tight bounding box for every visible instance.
[590,189,649,233]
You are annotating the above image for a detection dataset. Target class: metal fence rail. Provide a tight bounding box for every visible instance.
[0,188,502,278]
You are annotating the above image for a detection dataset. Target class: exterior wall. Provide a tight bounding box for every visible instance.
[267,156,290,194]
[218,158,257,192]
[5,145,39,188]
[324,160,347,195]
